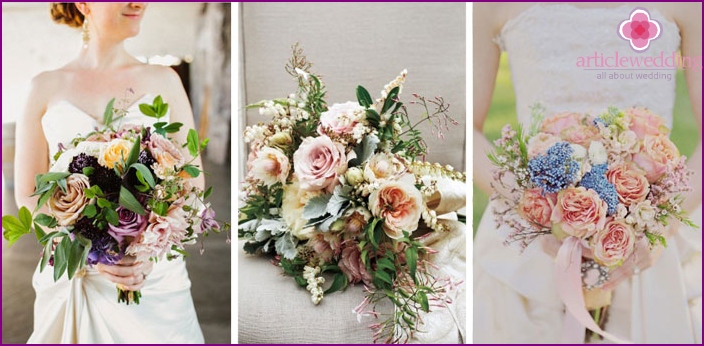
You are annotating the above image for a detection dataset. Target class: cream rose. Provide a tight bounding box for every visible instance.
[281,179,319,240]
[368,180,423,239]
[606,163,649,206]
[592,219,636,267]
[293,136,350,191]
[98,139,133,169]
[551,187,608,238]
[248,147,290,186]
[49,174,92,226]
[363,152,405,182]
[518,188,557,228]
[633,135,679,183]
[625,107,668,139]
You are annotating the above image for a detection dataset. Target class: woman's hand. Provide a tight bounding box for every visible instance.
[601,237,664,291]
[96,255,154,291]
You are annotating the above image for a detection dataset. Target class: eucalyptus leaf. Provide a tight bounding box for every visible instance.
[39,172,70,184]
[130,163,155,188]
[102,98,115,125]
[302,194,332,219]
[57,178,68,193]
[67,239,85,280]
[35,187,55,213]
[53,237,70,281]
[40,241,52,272]
[349,134,379,167]
[33,223,47,241]
[125,136,141,168]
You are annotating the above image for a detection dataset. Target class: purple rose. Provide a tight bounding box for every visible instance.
[108,206,148,243]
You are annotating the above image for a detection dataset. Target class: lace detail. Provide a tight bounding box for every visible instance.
[496,4,680,127]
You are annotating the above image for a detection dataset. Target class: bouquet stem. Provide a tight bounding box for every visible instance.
[117,287,141,305]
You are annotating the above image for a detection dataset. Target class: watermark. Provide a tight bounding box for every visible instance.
[575,7,702,80]
[618,8,661,52]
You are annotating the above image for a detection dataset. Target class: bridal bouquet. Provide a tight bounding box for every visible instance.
[2,96,227,305]
[489,106,695,341]
[239,45,466,343]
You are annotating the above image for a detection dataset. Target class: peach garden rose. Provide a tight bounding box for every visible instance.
[633,135,680,183]
[625,107,668,139]
[518,188,557,228]
[148,133,185,179]
[99,138,134,169]
[592,219,636,267]
[248,146,290,186]
[550,186,608,239]
[368,179,423,239]
[606,163,649,206]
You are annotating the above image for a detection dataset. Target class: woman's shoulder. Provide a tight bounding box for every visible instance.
[130,63,185,96]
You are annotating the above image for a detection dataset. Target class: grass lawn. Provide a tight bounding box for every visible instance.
[473,53,701,235]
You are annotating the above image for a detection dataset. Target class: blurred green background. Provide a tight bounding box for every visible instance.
[473,52,701,235]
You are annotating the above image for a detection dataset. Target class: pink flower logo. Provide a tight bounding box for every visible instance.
[618,8,661,52]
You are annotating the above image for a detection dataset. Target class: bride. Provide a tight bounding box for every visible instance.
[473,2,701,343]
[14,3,204,343]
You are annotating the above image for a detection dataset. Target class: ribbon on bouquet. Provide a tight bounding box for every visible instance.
[554,236,631,344]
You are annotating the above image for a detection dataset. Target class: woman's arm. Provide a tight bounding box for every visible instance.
[14,73,52,211]
[473,3,503,196]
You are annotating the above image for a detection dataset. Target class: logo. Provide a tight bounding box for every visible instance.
[618,8,661,52]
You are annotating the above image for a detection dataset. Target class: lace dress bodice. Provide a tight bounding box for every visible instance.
[496,4,680,127]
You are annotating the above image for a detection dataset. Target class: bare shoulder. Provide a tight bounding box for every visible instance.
[135,64,184,91]
[24,69,71,118]
[658,3,701,28]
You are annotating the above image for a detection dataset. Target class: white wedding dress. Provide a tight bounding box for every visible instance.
[30,94,205,343]
[474,4,702,343]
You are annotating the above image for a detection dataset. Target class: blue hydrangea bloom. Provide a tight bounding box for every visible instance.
[528,142,580,194]
[579,163,618,215]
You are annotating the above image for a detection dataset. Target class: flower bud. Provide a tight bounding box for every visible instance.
[269,132,293,150]
[345,167,365,186]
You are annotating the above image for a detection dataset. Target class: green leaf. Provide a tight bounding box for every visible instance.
[18,206,32,230]
[34,213,56,227]
[417,290,430,312]
[406,247,418,282]
[203,186,213,199]
[356,85,373,108]
[381,86,399,114]
[187,129,200,157]
[119,186,146,215]
[125,136,141,168]
[2,215,30,246]
[103,98,115,125]
[349,134,380,167]
[82,167,95,176]
[30,180,53,197]
[325,273,349,294]
[153,201,169,216]
[375,269,393,286]
[83,204,97,218]
[57,178,68,193]
[182,165,201,178]
[365,218,382,248]
[366,109,381,127]
[53,237,70,281]
[33,223,47,241]
[377,257,396,272]
[38,230,67,245]
[294,275,307,288]
[97,198,112,209]
[105,209,120,226]
[40,241,52,272]
[139,104,158,118]
[35,188,54,213]
[39,172,71,184]
[163,122,183,133]
[130,163,155,188]
[67,239,85,280]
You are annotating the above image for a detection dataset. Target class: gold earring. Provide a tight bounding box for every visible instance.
[82,18,90,48]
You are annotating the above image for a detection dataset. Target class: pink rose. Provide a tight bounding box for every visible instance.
[551,187,608,238]
[592,219,636,267]
[633,135,679,183]
[369,180,423,239]
[606,163,649,206]
[518,188,557,228]
[247,146,290,186]
[541,113,583,135]
[527,133,562,158]
[293,136,350,191]
[338,242,372,285]
[126,201,189,260]
[317,101,366,138]
[625,107,668,139]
